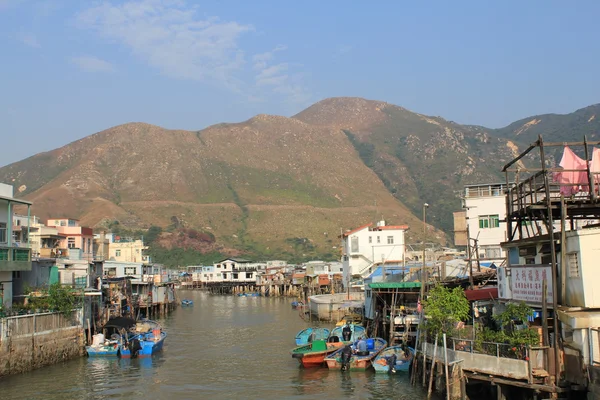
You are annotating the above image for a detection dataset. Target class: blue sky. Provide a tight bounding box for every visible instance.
[1,0,600,166]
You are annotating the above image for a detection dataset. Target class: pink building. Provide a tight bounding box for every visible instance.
[47,218,94,260]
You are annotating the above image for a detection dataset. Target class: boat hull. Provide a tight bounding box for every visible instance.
[121,332,167,358]
[294,327,331,346]
[324,338,387,371]
[291,341,345,368]
[373,346,415,373]
[86,345,120,357]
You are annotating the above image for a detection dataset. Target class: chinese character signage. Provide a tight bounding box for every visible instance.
[509,265,553,306]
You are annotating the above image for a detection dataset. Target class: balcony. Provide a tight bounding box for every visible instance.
[39,248,69,258]
[0,246,32,271]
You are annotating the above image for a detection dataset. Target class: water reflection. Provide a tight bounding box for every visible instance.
[0,292,431,399]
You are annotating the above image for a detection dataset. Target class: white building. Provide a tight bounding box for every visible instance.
[0,183,33,309]
[454,183,507,262]
[213,258,257,283]
[340,220,408,287]
[103,261,164,283]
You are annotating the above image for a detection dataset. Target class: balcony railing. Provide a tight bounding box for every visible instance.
[39,248,69,258]
[0,247,32,271]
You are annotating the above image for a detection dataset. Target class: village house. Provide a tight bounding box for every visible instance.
[0,183,32,310]
[46,218,94,261]
[453,183,508,264]
[340,220,408,288]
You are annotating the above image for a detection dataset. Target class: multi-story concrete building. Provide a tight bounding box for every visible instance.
[454,183,507,263]
[340,220,408,287]
[0,183,32,309]
[46,218,94,261]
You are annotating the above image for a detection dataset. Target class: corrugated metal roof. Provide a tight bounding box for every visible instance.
[368,282,421,289]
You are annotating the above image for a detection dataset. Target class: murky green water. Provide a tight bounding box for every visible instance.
[0,292,432,399]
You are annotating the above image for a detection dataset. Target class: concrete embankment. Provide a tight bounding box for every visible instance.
[0,311,85,378]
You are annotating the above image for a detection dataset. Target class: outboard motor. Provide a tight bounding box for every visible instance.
[129,338,142,359]
[386,354,398,373]
[340,345,353,371]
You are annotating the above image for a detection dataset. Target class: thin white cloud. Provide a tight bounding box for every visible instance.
[19,33,40,48]
[70,55,116,72]
[76,0,252,90]
[76,1,310,104]
[253,45,310,105]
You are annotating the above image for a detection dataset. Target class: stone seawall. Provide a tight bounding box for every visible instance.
[0,326,85,378]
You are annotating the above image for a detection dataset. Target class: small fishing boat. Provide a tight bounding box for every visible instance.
[291,338,345,368]
[295,327,331,346]
[373,345,415,373]
[324,338,387,371]
[86,333,121,357]
[181,299,193,306]
[291,300,304,309]
[120,320,167,359]
[329,324,366,342]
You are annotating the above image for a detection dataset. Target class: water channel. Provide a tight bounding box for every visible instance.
[0,291,433,399]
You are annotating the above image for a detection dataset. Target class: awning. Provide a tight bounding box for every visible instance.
[368,282,421,289]
[465,287,498,302]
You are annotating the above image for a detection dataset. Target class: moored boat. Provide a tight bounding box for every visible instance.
[295,327,331,346]
[181,299,193,306]
[329,324,366,342]
[324,338,387,371]
[291,338,345,368]
[120,320,167,359]
[86,333,121,357]
[372,345,415,373]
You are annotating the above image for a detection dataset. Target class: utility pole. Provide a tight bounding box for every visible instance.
[420,203,429,301]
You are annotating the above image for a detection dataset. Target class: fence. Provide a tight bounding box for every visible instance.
[0,309,83,342]
[448,337,528,360]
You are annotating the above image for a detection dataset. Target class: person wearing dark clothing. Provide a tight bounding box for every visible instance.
[342,323,352,342]
[341,344,353,371]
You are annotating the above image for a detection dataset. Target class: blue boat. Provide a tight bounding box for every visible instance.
[329,324,367,342]
[86,335,121,357]
[295,327,331,346]
[373,345,415,373]
[181,299,193,306]
[120,320,167,359]
[86,316,136,357]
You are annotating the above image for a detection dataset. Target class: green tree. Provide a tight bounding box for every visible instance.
[47,283,80,315]
[423,285,470,335]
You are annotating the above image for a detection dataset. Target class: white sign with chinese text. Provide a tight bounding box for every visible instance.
[509,265,554,306]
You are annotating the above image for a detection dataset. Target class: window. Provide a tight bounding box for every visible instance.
[0,222,6,243]
[568,253,580,278]
[387,236,394,244]
[247,273,253,279]
[350,237,359,252]
[88,238,91,252]
[82,240,85,252]
[124,267,137,275]
[485,247,501,259]
[68,237,76,248]
[12,271,21,279]
[116,249,121,257]
[368,236,372,244]
[377,236,381,244]
[136,249,140,254]
[233,273,239,279]
[478,215,500,229]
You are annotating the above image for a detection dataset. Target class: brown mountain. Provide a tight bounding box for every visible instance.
[2,97,594,261]
[0,112,433,260]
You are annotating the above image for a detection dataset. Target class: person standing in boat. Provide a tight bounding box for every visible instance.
[342,322,352,342]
